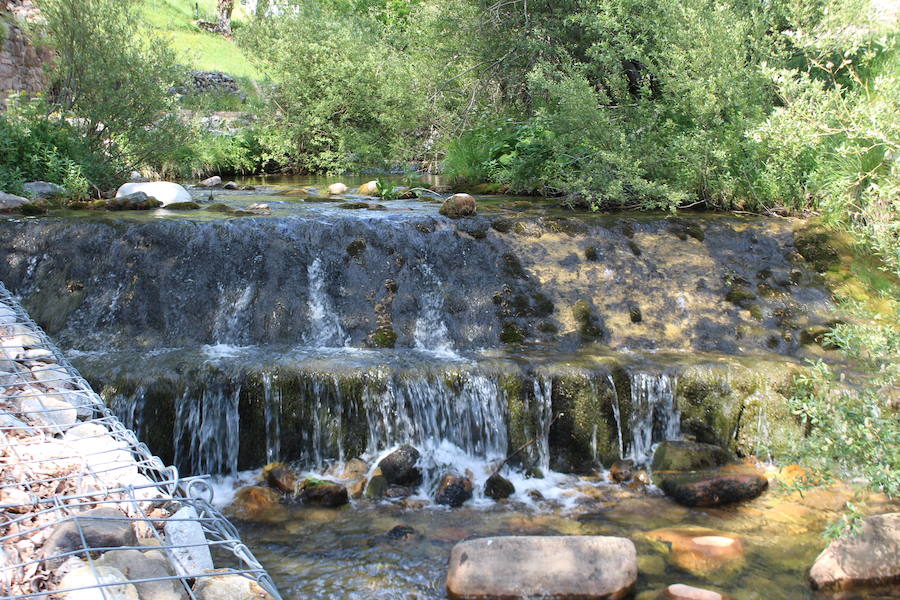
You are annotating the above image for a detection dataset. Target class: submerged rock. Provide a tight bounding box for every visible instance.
[440,193,477,218]
[364,469,388,499]
[165,201,201,210]
[651,441,731,473]
[484,473,515,500]
[226,486,284,521]
[809,512,900,591]
[104,191,161,210]
[377,445,422,487]
[435,473,474,507]
[115,182,191,207]
[663,584,729,600]
[223,181,239,190]
[645,528,744,576]
[446,535,637,600]
[660,471,768,507]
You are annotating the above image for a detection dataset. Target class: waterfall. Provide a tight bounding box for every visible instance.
[306,257,347,347]
[365,373,508,462]
[607,374,625,460]
[525,377,553,473]
[173,381,241,475]
[212,284,256,344]
[413,263,455,355]
[627,372,680,465]
[262,372,282,464]
[110,385,147,439]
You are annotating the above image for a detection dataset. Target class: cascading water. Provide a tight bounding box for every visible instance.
[412,263,455,355]
[607,374,625,460]
[627,372,680,465]
[262,372,282,464]
[364,372,508,461]
[173,380,241,475]
[526,377,553,474]
[110,384,147,440]
[212,284,257,344]
[306,257,347,347]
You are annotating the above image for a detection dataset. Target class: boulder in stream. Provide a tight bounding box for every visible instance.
[644,528,744,575]
[439,193,477,218]
[24,181,67,199]
[357,180,378,196]
[299,481,349,508]
[198,176,222,187]
[809,512,900,591]
[0,191,31,212]
[377,445,422,487]
[659,471,768,507]
[434,473,473,507]
[610,459,635,483]
[115,182,191,207]
[446,535,637,600]
[327,182,348,195]
[484,473,515,500]
[226,486,284,521]
[262,462,298,494]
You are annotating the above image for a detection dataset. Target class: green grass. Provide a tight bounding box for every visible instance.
[143,0,260,79]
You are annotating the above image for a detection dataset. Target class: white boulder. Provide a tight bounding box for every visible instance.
[115,182,191,207]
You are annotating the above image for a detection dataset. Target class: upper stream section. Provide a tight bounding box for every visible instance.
[0,181,838,358]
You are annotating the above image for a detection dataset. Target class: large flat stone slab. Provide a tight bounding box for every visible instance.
[446,535,637,600]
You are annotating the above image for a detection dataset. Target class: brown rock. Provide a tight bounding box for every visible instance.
[447,536,637,600]
[357,181,378,196]
[226,486,284,521]
[439,193,477,218]
[610,459,634,483]
[262,462,297,494]
[645,528,744,575]
[434,473,474,507]
[660,472,768,507]
[809,512,900,591]
[299,482,349,508]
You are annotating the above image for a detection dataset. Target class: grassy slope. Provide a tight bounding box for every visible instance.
[143,0,259,79]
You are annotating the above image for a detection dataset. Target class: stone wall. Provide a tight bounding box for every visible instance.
[0,2,51,96]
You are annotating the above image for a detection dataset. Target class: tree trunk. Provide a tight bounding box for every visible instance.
[216,0,234,35]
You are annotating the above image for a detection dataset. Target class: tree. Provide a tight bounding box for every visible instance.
[217,0,234,35]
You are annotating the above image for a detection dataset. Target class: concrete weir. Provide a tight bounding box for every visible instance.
[0,282,282,599]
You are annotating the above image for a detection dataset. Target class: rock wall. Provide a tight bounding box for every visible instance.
[0,19,50,96]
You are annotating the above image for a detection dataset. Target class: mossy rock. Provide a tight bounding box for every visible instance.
[491,218,514,233]
[207,203,234,212]
[628,304,642,323]
[651,440,731,472]
[499,323,526,344]
[346,239,367,259]
[627,240,642,256]
[368,325,397,348]
[668,219,705,242]
[501,253,528,279]
[572,299,604,341]
[338,202,371,210]
[19,202,49,216]
[165,201,201,210]
[585,246,599,261]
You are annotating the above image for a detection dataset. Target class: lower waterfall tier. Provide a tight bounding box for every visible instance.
[74,346,802,476]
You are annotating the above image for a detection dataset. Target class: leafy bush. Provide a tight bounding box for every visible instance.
[35,0,191,182]
[0,95,110,198]
[239,1,430,173]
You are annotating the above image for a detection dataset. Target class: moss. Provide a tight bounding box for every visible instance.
[501,253,528,279]
[19,203,48,216]
[725,285,756,306]
[627,240,642,256]
[537,321,558,334]
[499,322,526,344]
[368,325,397,348]
[795,231,839,272]
[620,220,636,239]
[541,216,588,235]
[346,238,367,259]
[668,219,705,242]
[502,375,528,452]
[165,201,201,210]
[572,299,603,341]
[338,202,370,209]
[206,203,233,212]
[491,218,514,233]
[550,374,616,471]
[585,246,599,261]
[748,304,763,320]
[512,221,542,237]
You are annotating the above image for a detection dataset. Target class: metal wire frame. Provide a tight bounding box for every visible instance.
[0,281,282,599]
